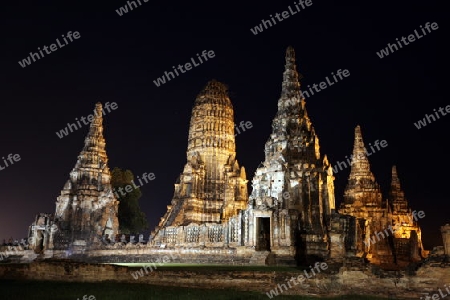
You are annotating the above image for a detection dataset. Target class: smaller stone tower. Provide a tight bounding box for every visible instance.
[339,125,393,264]
[50,102,120,251]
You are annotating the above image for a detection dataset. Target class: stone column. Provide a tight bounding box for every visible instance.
[248,212,255,247]
[441,224,450,257]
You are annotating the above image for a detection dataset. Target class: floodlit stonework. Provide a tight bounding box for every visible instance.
[244,46,336,263]
[389,165,425,263]
[149,80,249,252]
[442,224,450,258]
[149,47,349,265]
[155,80,248,228]
[339,126,425,267]
[24,47,428,269]
[28,103,119,253]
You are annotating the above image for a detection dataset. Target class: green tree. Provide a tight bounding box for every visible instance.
[111,167,149,234]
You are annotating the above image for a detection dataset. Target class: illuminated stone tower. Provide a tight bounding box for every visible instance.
[156,80,248,229]
[389,166,425,263]
[339,126,393,264]
[246,47,335,262]
[340,126,383,208]
[51,103,120,250]
[390,166,408,213]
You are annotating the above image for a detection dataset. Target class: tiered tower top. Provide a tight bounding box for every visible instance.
[187,80,236,158]
[342,125,382,207]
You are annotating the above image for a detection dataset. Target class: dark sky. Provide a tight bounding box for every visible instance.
[0,0,447,249]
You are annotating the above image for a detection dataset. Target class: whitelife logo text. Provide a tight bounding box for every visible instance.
[18,31,81,68]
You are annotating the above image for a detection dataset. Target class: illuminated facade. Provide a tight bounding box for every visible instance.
[27,48,426,268]
[29,103,120,252]
[154,80,248,230]
[244,46,336,262]
[339,127,425,266]
[151,47,342,265]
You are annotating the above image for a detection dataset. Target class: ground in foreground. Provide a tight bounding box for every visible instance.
[0,280,394,300]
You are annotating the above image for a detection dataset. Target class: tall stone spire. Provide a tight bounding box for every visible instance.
[67,102,112,196]
[52,102,119,250]
[281,46,302,100]
[276,47,309,127]
[348,125,372,179]
[154,80,247,229]
[389,165,408,213]
[390,166,403,198]
[74,103,109,172]
[388,165,425,260]
[342,125,382,207]
[339,126,389,263]
[248,46,335,262]
[269,47,319,163]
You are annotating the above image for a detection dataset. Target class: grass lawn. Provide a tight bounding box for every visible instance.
[0,280,391,300]
[111,262,307,272]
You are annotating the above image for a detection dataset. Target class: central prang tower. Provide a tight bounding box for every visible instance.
[155,80,248,230]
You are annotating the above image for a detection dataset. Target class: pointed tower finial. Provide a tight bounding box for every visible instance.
[281,46,302,99]
[349,125,372,178]
[391,165,401,190]
[390,165,408,212]
[240,166,246,179]
[80,102,107,166]
[342,125,382,207]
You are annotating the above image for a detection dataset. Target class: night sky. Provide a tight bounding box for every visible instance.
[1,0,447,249]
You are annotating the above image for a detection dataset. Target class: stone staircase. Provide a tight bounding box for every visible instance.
[249,251,270,265]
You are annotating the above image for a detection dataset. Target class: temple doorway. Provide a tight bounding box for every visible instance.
[34,231,44,254]
[256,217,271,251]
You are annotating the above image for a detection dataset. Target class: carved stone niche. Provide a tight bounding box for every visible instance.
[264,197,274,208]
[255,196,276,210]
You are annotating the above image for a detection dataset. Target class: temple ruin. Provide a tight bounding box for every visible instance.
[339,126,425,267]
[28,103,119,253]
[26,47,426,268]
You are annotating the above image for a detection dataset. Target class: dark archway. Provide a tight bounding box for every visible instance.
[256,217,271,251]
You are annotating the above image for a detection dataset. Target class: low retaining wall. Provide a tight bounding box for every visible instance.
[47,247,253,264]
[0,260,449,299]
